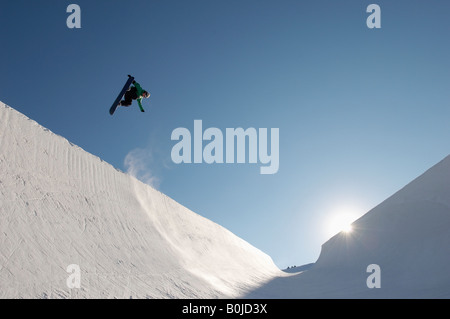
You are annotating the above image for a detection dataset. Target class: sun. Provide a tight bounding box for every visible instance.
[341,223,353,233]
[325,210,359,238]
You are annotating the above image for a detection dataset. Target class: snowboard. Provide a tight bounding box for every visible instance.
[109,75,135,115]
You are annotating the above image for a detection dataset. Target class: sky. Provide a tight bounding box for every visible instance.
[1,0,450,269]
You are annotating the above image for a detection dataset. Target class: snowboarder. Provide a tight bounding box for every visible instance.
[119,78,150,112]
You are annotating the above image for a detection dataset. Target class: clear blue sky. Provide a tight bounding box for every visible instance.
[1,1,450,268]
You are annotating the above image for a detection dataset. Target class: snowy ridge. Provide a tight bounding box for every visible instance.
[312,156,450,297]
[247,156,450,298]
[0,101,282,298]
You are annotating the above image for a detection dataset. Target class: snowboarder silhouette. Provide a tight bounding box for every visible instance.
[119,75,150,112]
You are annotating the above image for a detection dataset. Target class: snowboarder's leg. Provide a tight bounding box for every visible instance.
[120,91,133,107]
[119,100,132,107]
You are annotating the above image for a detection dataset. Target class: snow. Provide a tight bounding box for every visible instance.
[0,101,282,298]
[1,100,450,299]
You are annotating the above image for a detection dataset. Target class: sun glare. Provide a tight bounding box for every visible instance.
[325,209,360,238]
[341,223,353,233]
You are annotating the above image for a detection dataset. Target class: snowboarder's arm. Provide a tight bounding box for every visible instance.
[137,98,145,112]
